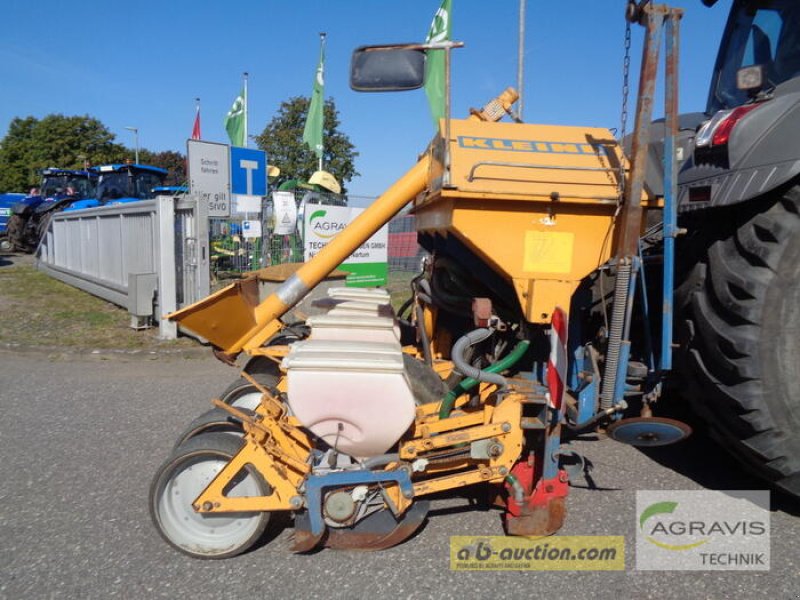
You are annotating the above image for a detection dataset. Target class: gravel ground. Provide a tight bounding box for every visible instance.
[0,350,798,600]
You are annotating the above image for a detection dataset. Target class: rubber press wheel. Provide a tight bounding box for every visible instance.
[674,185,800,497]
[219,356,280,411]
[149,433,271,559]
[171,407,251,450]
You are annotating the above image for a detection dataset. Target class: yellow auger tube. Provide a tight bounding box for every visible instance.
[169,154,431,356]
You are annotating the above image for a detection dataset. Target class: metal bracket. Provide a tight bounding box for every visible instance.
[304,469,414,536]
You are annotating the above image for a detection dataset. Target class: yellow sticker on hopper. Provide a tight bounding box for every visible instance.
[523,231,574,273]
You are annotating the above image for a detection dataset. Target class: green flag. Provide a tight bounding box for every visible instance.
[424,0,452,130]
[224,87,246,147]
[303,37,325,160]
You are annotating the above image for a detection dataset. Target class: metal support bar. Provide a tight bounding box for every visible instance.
[660,9,681,371]
[157,195,178,340]
[444,45,452,187]
[467,160,626,182]
[616,6,664,257]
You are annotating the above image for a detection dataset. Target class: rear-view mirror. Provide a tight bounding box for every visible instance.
[350,45,426,92]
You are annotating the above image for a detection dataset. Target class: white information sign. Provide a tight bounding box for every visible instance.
[187,140,230,217]
[233,194,262,214]
[242,220,262,239]
[272,191,298,235]
[303,203,388,286]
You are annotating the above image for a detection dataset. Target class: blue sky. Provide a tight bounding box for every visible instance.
[1,0,731,202]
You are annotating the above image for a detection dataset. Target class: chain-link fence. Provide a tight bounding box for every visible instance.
[388,214,428,273]
[209,190,346,280]
[209,192,426,283]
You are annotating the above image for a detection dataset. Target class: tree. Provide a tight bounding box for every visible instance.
[137,149,187,185]
[253,97,358,193]
[0,114,127,191]
[0,114,188,191]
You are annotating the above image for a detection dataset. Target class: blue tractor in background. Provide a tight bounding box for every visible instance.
[0,192,27,251]
[6,163,169,252]
[4,168,97,252]
[69,163,168,210]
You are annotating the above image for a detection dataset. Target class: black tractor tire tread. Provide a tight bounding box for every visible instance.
[676,184,800,497]
[6,214,27,252]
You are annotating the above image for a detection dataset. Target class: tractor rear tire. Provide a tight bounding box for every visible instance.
[675,184,800,497]
[6,214,27,252]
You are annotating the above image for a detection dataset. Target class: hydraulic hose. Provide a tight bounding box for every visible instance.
[505,474,526,505]
[415,303,433,366]
[439,339,530,419]
[452,329,508,388]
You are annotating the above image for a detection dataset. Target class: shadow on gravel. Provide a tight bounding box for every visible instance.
[250,511,292,554]
[640,395,800,516]
[0,255,12,267]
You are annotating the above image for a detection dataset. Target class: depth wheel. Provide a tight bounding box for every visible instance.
[220,356,284,411]
[150,433,271,559]
[171,407,250,450]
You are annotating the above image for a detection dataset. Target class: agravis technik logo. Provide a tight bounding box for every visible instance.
[639,501,708,551]
[636,490,770,571]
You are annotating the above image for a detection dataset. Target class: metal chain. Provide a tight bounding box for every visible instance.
[618,12,633,201]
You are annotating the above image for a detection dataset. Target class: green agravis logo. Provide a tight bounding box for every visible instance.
[309,208,347,239]
[639,502,709,551]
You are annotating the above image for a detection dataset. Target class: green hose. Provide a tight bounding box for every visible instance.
[438,339,531,419]
[505,473,526,504]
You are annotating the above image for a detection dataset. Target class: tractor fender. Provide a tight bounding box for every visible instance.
[633,112,706,200]
[10,197,45,217]
[678,79,800,213]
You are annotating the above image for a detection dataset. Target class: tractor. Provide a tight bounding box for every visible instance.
[5,168,96,252]
[148,1,701,558]
[668,0,800,497]
[69,163,168,209]
[7,163,169,253]
[0,192,26,252]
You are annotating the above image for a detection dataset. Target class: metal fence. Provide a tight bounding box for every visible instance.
[209,190,347,281]
[37,194,209,338]
[208,192,427,278]
[35,193,427,337]
[388,214,427,273]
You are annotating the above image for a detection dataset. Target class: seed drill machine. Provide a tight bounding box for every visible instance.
[150,3,689,557]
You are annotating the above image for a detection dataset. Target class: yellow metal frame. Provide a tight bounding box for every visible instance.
[192,375,525,518]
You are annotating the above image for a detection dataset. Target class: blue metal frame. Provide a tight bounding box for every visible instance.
[660,12,680,372]
[303,469,414,536]
[577,5,682,421]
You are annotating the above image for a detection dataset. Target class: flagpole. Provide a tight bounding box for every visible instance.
[318,33,326,171]
[243,72,249,148]
[193,96,201,140]
[517,0,526,120]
